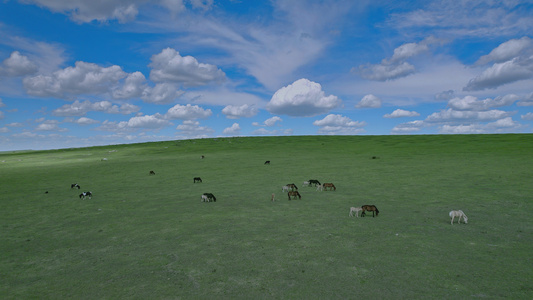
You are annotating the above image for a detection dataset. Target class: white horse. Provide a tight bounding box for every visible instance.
[201,195,209,202]
[349,207,362,217]
[449,210,468,225]
[316,184,323,191]
[282,185,290,192]
[303,181,310,187]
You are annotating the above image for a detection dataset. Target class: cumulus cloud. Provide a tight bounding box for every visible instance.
[222,104,258,119]
[141,83,184,104]
[223,123,240,135]
[435,90,455,101]
[52,100,140,117]
[35,120,67,132]
[19,0,208,23]
[448,94,519,111]
[354,36,440,81]
[465,37,533,91]
[127,113,171,129]
[517,92,533,106]
[426,108,513,123]
[313,114,366,134]
[266,78,341,117]
[166,104,212,120]
[112,71,147,99]
[391,120,424,134]
[440,117,520,134]
[475,37,532,66]
[176,120,214,138]
[356,94,381,108]
[1,51,38,77]
[23,61,127,98]
[75,117,99,125]
[264,116,282,127]
[521,112,533,120]
[149,48,226,87]
[384,109,420,118]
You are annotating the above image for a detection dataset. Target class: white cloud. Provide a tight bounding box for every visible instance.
[176,120,214,138]
[264,116,282,127]
[391,120,424,134]
[251,128,293,136]
[517,92,533,106]
[384,109,420,118]
[521,112,533,121]
[448,94,519,111]
[52,100,140,116]
[141,83,184,104]
[222,104,258,119]
[76,117,99,125]
[313,114,366,135]
[0,51,38,77]
[149,48,226,87]
[127,113,171,129]
[222,123,240,135]
[355,37,440,81]
[476,37,532,65]
[112,71,147,99]
[266,78,341,117]
[464,57,533,91]
[23,61,127,98]
[356,94,381,108]
[426,108,514,123]
[166,104,212,120]
[35,120,67,132]
[440,117,521,134]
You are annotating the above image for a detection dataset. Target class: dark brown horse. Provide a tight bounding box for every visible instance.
[323,183,336,191]
[361,205,379,217]
[288,191,301,200]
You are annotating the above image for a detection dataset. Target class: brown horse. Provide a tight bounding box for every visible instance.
[288,191,301,200]
[361,205,379,217]
[323,183,336,191]
[286,183,298,191]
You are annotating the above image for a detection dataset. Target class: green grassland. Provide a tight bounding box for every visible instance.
[1,135,532,299]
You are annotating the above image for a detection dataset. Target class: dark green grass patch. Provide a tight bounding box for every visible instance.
[1,135,532,298]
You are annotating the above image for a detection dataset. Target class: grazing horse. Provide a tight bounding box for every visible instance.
[71,183,80,189]
[264,160,270,165]
[202,193,216,202]
[282,185,290,192]
[286,183,298,191]
[316,184,323,191]
[201,155,205,159]
[449,210,468,225]
[288,191,301,200]
[303,181,310,187]
[149,170,155,175]
[349,207,362,217]
[308,180,321,186]
[194,177,202,183]
[361,205,379,217]
[79,191,92,200]
[322,183,336,191]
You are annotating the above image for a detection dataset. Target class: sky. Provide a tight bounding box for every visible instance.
[0,0,532,151]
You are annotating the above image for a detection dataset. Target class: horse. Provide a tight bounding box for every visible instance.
[322,183,336,191]
[361,205,379,217]
[202,193,216,202]
[71,183,80,189]
[194,177,202,183]
[309,179,321,186]
[316,184,323,191]
[349,207,362,217]
[201,155,205,159]
[264,160,270,165]
[149,170,155,175]
[286,183,298,191]
[79,191,92,200]
[303,181,310,187]
[282,185,290,192]
[449,210,468,225]
[288,191,301,200]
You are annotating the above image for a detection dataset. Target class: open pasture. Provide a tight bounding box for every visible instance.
[1,135,532,298]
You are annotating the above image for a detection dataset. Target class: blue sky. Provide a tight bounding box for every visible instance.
[1,0,532,151]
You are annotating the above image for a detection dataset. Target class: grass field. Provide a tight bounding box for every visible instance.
[1,134,532,299]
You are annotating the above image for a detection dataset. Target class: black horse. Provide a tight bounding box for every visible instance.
[71,183,80,189]
[194,177,202,183]
[361,205,379,217]
[308,179,321,186]
[203,193,216,202]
